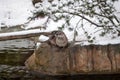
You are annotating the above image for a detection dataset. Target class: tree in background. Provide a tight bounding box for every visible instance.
[29,0,120,42]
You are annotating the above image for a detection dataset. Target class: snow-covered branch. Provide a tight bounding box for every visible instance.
[0,29,51,41]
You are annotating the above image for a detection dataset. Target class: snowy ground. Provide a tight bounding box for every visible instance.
[0,0,120,45]
[0,0,34,27]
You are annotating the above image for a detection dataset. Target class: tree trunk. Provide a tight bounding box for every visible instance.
[25,43,120,75]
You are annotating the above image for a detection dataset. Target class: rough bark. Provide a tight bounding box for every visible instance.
[25,43,120,75]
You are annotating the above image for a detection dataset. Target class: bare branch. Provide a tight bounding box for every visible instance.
[55,11,103,27]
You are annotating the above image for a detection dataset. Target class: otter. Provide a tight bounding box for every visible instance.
[41,30,68,48]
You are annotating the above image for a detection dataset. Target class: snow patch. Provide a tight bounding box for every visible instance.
[39,35,49,41]
[0,0,35,27]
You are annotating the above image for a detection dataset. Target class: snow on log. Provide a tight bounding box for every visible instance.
[0,29,51,41]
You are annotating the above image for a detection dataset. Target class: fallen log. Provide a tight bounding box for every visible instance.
[0,29,51,41]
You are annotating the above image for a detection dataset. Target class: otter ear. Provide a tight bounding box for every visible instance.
[56,31,62,35]
[52,31,55,34]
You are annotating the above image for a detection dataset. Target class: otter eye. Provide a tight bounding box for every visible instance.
[56,32,60,35]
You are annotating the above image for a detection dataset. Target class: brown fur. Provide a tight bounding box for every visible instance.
[41,30,68,48]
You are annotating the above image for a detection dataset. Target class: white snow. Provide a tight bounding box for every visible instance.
[114,1,120,18]
[39,35,49,41]
[0,0,120,45]
[0,0,35,27]
[0,29,42,37]
[25,17,48,29]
